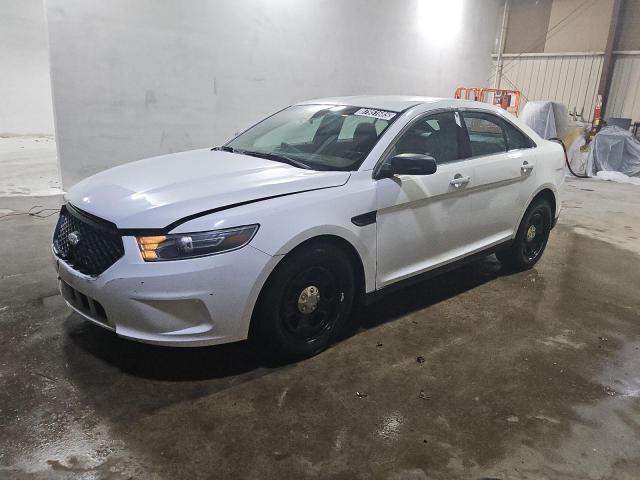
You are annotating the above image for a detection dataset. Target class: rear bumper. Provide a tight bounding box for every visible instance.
[54,238,279,347]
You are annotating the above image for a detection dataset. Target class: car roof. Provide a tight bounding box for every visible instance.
[296,95,447,112]
[294,95,506,113]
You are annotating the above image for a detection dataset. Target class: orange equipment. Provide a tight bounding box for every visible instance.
[454,87,521,115]
[481,88,521,115]
[454,87,484,102]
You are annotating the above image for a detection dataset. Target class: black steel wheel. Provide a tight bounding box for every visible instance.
[522,210,546,262]
[497,198,553,271]
[250,241,355,360]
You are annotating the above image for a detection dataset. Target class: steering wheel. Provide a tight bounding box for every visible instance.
[279,142,305,154]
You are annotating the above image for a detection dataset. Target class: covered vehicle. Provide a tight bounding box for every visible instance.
[587,125,640,181]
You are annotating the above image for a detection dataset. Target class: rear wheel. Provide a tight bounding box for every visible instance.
[497,198,553,271]
[250,242,355,360]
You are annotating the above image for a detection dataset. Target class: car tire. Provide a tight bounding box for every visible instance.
[250,241,355,361]
[496,198,553,271]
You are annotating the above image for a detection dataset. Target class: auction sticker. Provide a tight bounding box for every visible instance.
[354,108,397,121]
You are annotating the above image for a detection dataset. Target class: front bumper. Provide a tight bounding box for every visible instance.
[54,236,278,346]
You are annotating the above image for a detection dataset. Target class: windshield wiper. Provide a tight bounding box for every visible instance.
[239,150,312,170]
[211,145,236,153]
[212,146,312,170]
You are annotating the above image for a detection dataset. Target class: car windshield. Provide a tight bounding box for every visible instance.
[224,104,398,171]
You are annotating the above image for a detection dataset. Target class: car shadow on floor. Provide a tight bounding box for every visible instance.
[65,254,508,382]
[356,254,505,332]
[65,318,265,381]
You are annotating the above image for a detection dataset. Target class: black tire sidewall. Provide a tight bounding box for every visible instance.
[514,200,553,267]
[251,243,355,360]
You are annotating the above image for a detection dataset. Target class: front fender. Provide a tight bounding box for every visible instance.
[269,224,377,294]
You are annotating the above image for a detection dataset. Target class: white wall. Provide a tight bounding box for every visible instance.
[46,0,501,187]
[0,0,54,135]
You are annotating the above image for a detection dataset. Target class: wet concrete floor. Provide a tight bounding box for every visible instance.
[1,180,640,479]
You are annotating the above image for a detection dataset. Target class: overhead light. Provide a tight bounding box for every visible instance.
[416,0,463,47]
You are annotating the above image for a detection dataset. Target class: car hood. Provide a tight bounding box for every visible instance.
[65,149,351,230]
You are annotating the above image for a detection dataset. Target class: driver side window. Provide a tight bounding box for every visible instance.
[388,111,462,164]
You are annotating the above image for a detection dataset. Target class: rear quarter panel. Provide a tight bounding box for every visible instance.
[520,139,565,225]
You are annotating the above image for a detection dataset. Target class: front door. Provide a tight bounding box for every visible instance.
[375,111,476,289]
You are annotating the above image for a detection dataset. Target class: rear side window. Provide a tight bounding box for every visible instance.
[461,111,534,156]
[502,121,534,150]
[461,112,507,156]
[390,111,463,164]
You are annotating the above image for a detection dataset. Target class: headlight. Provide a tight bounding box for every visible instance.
[136,224,259,261]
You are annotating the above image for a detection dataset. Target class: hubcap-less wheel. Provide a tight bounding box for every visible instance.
[281,266,340,343]
[522,211,545,261]
[250,242,355,360]
[495,198,552,272]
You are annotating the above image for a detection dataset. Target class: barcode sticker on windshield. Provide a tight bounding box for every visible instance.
[354,108,397,121]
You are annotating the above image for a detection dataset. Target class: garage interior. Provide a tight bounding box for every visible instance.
[2,0,640,479]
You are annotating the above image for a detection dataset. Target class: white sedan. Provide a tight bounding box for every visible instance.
[52,96,565,359]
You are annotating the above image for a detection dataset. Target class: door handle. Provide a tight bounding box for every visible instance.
[450,174,471,188]
[521,161,534,175]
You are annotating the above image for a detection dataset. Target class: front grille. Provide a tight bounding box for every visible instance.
[53,204,124,276]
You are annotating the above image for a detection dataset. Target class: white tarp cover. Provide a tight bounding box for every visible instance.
[566,133,588,176]
[595,170,640,186]
[520,101,569,139]
[587,126,640,179]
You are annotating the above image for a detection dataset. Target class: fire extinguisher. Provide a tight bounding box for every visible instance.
[589,94,603,141]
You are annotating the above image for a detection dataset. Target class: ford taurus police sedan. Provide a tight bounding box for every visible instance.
[52,96,564,359]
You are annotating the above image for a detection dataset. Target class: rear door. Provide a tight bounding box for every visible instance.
[459,110,538,248]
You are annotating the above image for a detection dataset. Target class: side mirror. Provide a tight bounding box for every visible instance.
[377,153,437,178]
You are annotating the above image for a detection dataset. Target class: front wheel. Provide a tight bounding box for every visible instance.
[497,198,553,271]
[250,242,355,361]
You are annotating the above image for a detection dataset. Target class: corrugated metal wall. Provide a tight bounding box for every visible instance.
[492,51,640,123]
[608,53,640,122]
